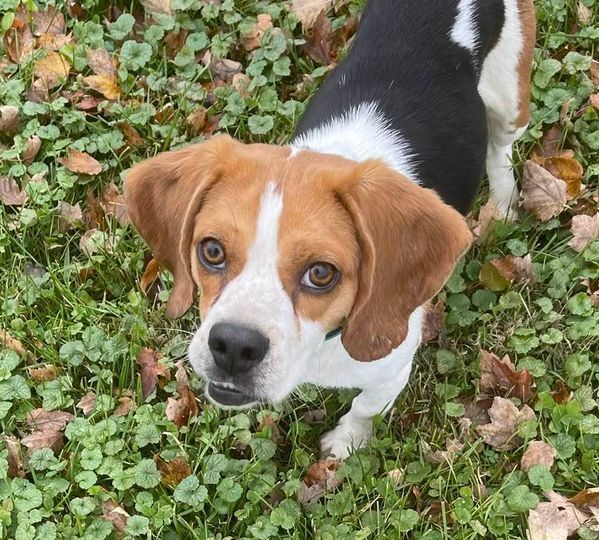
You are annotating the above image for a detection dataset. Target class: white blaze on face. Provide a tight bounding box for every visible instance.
[188,181,326,403]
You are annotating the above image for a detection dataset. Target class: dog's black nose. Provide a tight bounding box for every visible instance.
[208,322,269,375]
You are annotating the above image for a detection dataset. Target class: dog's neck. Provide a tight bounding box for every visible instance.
[290,101,419,183]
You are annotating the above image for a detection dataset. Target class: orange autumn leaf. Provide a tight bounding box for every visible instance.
[60,149,102,175]
[83,74,120,100]
[156,455,191,487]
[543,156,583,199]
[140,258,163,294]
[136,348,171,400]
[33,51,71,89]
[480,349,534,403]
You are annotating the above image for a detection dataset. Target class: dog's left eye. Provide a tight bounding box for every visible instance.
[198,238,226,270]
[301,262,339,291]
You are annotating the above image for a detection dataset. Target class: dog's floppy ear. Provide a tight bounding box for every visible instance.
[338,160,472,361]
[125,135,236,319]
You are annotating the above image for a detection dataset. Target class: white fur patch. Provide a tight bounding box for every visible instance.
[451,0,479,52]
[290,101,419,183]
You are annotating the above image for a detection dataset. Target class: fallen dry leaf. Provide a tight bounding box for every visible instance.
[569,214,599,252]
[141,0,172,15]
[83,190,105,229]
[156,455,191,487]
[102,500,130,533]
[476,396,535,450]
[232,73,250,98]
[298,459,344,505]
[3,9,35,64]
[590,94,599,111]
[140,258,163,295]
[31,7,65,36]
[521,161,567,222]
[26,409,74,431]
[480,255,536,291]
[27,364,58,383]
[83,74,121,100]
[537,124,565,159]
[37,32,72,51]
[22,135,42,163]
[118,122,144,147]
[472,200,502,240]
[0,177,27,206]
[87,48,117,77]
[202,51,243,82]
[0,329,30,358]
[0,105,20,134]
[421,299,445,343]
[136,348,171,400]
[386,468,405,485]
[302,10,334,65]
[21,430,64,454]
[425,438,464,465]
[577,1,593,25]
[113,396,135,417]
[528,491,591,540]
[521,440,556,473]
[3,435,24,478]
[60,149,102,175]
[543,156,583,200]
[480,350,534,403]
[241,13,273,51]
[291,0,333,30]
[257,414,283,444]
[582,278,599,308]
[57,201,83,231]
[101,183,128,225]
[76,391,97,416]
[569,488,599,510]
[33,51,71,89]
[186,108,207,137]
[592,60,599,88]
[166,361,199,428]
[551,380,572,404]
[299,408,326,424]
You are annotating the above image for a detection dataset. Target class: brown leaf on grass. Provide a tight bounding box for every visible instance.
[551,380,572,404]
[298,459,344,505]
[521,160,567,221]
[141,0,172,15]
[520,440,556,473]
[76,391,97,416]
[425,438,464,465]
[0,178,27,206]
[186,108,207,137]
[118,122,144,147]
[75,95,103,112]
[22,135,42,163]
[0,329,30,358]
[538,124,565,159]
[37,32,72,51]
[26,409,74,431]
[472,200,502,240]
[21,430,64,454]
[257,415,282,444]
[528,491,591,540]
[140,258,163,294]
[577,1,593,25]
[582,279,599,308]
[3,435,24,478]
[476,396,535,450]
[0,105,20,134]
[590,94,599,111]
[202,51,243,82]
[27,364,58,383]
[31,7,65,37]
[568,488,599,510]
[302,11,334,65]
[101,183,128,225]
[156,456,191,487]
[480,255,536,291]
[3,9,35,64]
[33,51,71,89]
[421,299,445,343]
[232,73,250,98]
[241,13,273,51]
[299,408,326,424]
[543,156,583,200]
[83,190,105,229]
[136,348,171,400]
[291,0,333,30]
[166,361,199,428]
[60,149,102,175]
[113,396,135,417]
[57,201,83,231]
[480,350,534,403]
[591,60,599,88]
[165,29,188,58]
[102,500,130,533]
[87,48,117,78]
[83,75,121,100]
[569,214,599,252]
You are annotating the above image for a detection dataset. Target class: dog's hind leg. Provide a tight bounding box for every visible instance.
[477,0,535,219]
[320,363,413,459]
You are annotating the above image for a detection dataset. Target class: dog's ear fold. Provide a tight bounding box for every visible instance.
[125,135,236,319]
[338,160,472,361]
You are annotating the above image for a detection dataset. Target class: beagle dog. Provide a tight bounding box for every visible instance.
[125,0,535,458]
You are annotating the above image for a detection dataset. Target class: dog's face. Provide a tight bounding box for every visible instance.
[125,136,471,407]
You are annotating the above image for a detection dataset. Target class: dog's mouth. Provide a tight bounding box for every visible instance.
[207,381,257,407]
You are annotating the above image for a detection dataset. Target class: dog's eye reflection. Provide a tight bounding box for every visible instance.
[198,238,226,270]
[301,262,339,291]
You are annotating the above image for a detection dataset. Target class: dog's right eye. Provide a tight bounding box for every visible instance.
[198,238,226,270]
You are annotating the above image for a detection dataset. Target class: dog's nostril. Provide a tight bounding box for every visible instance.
[240,347,255,361]
[212,339,227,354]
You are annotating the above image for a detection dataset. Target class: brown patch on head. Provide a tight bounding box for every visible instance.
[514,0,536,128]
[125,136,289,318]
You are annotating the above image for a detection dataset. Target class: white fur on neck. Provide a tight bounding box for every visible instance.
[290,101,419,183]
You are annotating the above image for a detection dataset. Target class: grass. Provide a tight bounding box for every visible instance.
[0,0,598,538]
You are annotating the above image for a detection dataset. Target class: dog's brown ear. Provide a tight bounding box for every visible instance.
[338,160,472,361]
[125,135,236,318]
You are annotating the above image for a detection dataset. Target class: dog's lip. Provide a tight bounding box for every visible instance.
[207,381,256,407]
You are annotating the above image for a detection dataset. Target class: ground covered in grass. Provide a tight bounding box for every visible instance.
[0,0,598,538]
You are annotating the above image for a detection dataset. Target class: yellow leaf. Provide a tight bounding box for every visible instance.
[83,74,120,100]
[33,51,70,89]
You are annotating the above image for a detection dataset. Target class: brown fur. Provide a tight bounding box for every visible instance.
[126,140,472,362]
[515,0,536,128]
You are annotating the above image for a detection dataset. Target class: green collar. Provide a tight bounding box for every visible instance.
[325,327,343,341]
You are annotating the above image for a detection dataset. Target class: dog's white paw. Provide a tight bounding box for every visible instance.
[490,193,519,223]
[320,417,372,459]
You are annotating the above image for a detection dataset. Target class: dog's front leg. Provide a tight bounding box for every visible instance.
[320,361,413,459]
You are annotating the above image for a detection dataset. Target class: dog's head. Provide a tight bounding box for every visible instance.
[125,135,471,407]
